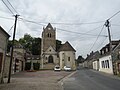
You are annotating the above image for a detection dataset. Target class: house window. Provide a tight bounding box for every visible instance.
[102,61,105,68]
[106,60,109,68]
[46,57,47,60]
[62,59,64,61]
[105,60,107,68]
[68,57,70,61]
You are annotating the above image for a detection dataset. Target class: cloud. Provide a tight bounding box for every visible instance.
[0,0,120,58]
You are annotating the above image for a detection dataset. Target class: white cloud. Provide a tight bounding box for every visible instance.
[0,0,120,58]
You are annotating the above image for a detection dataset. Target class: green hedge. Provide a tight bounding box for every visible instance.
[25,62,31,70]
[33,62,40,70]
[25,62,40,70]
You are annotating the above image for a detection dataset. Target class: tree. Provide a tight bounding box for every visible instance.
[56,40,62,51]
[7,40,19,53]
[19,33,33,52]
[32,38,41,55]
[77,55,85,64]
[7,33,62,55]
[19,34,41,55]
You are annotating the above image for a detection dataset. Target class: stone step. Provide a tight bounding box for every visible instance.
[43,63,55,70]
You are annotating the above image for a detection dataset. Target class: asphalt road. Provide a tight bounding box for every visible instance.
[63,67,120,90]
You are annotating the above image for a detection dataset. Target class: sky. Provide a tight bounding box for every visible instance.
[0,0,120,58]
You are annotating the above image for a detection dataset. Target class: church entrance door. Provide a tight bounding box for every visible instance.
[48,55,53,63]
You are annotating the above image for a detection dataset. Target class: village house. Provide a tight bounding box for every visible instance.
[0,26,10,83]
[4,44,26,78]
[82,51,100,70]
[12,44,26,73]
[58,41,76,70]
[111,41,120,75]
[99,40,120,74]
[41,23,76,70]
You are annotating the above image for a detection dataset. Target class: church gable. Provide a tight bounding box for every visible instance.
[45,46,56,53]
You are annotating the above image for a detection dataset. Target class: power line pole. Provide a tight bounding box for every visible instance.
[8,14,19,83]
[105,20,115,74]
[105,20,112,54]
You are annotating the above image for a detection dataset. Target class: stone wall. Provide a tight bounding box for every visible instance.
[4,55,10,77]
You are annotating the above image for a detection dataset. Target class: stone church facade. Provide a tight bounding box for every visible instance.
[41,23,76,70]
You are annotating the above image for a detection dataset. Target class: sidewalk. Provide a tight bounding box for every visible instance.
[0,70,74,90]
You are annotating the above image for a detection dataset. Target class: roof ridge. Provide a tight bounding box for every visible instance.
[58,41,76,52]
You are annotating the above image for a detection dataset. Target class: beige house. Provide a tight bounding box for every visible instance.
[0,26,10,83]
[92,59,99,70]
[12,45,26,73]
[59,41,76,70]
[4,44,26,78]
[41,23,76,70]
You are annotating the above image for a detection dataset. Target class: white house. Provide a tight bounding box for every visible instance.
[99,41,120,74]
[99,55,113,74]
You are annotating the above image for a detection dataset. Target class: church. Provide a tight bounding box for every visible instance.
[41,23,76,70]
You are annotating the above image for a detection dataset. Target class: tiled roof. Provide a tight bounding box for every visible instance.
[58,41,76,52]
[100,40,120,51]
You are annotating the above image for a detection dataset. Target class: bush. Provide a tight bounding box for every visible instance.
[25,62,31,70]
[33,62,40,70]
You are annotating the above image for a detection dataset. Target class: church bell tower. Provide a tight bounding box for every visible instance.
[41,23,56,53]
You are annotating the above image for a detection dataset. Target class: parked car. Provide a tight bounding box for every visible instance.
[54,65,61,71]
[64,66,71,71]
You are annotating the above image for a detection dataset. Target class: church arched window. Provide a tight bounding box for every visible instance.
[47,33,49,37]
[50,33,51,38]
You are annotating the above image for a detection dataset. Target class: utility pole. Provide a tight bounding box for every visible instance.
[8,14,19,83]
[105,20,115,74]
[105,20,112,54]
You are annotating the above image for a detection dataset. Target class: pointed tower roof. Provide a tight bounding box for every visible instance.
[59,41,76,52]
[46,23,53,29]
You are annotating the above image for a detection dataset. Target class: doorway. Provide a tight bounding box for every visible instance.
[48,55,53,63]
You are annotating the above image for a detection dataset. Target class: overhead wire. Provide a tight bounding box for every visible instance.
[8,24,14,33]
[96,37,108,50]
[0,16,14,20]
[18,17,108,37]
[6,0,18,14]
[88,25,105,53]
[108,10,120,20]
[19,18,45,26]
[56,27,106,37]
[1,0,14,15]
[48,21,105,25]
